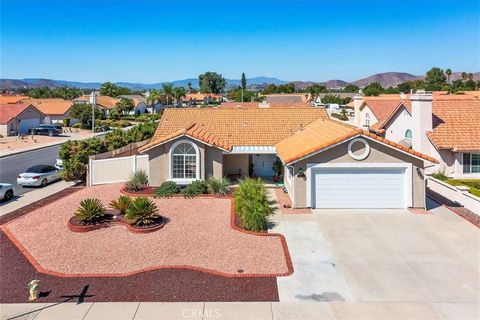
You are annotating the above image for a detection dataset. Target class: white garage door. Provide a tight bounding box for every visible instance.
[18,118,41,133]
[313,168,405,208]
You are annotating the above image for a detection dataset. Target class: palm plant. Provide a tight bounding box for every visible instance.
[125,170,149,192]
[75,198,107,224]
[147,89,163,106]
[161,83,174,106]
[109,195,132,215]
[206,176,231,195]
[445,69,452,84]
[173,86,187,107]
[125,197,159,226]
[234,178,271,231]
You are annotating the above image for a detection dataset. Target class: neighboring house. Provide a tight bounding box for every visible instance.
[264,94,310,104]
[182,93,222,106]
[354,91,480,178]
[26,98,80,125]
[0,103,45,136]
[220,102,311,108]
[0,95,30,104]
[139,107,437,209]
[74,95,119,115]
[118,95,148,115]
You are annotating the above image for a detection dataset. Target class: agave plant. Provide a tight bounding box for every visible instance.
[75,198,107,224]
[125,197,159,227]
[109,195,132,215]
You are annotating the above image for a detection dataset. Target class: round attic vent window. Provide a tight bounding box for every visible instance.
[348,138,370,161]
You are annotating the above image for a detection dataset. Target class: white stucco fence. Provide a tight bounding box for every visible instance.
[427,177,480,216]
[88,154,149,186]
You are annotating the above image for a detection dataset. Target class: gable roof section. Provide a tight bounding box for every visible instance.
[139,107,328,152]
[275,118,438,164]
[28,99,73,115]
[0,103,43,124]
[360,99,405,123]
[427,100,480,152]
[220,102,311,108]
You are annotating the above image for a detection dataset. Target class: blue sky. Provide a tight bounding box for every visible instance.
[1,0,479,83]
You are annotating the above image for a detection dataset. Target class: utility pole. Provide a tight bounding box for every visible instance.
[89,91,97,133]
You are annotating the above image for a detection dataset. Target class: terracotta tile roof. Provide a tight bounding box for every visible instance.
[139,107,328,152]
[27,99,73,115]
[0,95,30,104]
[360,99,404,122]
[0,103,43,124]
[220,102,311,108]
[275,118,438,164]
[75,95,119,109]
[182,93,221,101]
[428,100,480,152]
[265,94,309,103]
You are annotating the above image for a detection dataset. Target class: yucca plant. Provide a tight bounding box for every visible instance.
[125,197,159,227]
[206,176,231,195]
[125,170,149,192]
[75,198,107,224]
[109,195,132,215]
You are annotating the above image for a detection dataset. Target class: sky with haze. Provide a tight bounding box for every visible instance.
[1,0,479,83]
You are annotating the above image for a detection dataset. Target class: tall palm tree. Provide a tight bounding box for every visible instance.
[173,87,187,107]
[467,73,474,81]
[445,69,452,84]
[462,72,468,81]
[147,89,162,106]
[161,83,174,106]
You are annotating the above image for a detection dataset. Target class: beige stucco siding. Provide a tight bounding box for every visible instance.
[291,138,425,208]
[223,154,249,177]
[205,146,224,179]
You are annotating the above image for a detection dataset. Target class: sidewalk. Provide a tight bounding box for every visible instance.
[1,301,475,320]
[0,181,75,218]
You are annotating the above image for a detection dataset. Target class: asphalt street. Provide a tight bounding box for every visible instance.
[0,145,61,197]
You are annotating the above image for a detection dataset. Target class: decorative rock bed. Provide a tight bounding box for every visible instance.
[68,213,165,234]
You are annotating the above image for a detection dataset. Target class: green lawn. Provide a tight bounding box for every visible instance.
[445,179,480,197]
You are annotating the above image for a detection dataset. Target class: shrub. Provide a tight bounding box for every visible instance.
[75,198,107,224]
[72,123,83,129]
[182,180,208,198]
[63,118,70,127]
[125,197,159,226]
[154,181,179,198]
[111,120,132,128]
[206,176,230,195]
[432,171,448,181]
[331,112,348,121]
[109,195,132,215]
[125,170,149,192]
[234,178,271,232]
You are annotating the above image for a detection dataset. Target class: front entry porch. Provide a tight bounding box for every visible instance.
[222,153,280,182]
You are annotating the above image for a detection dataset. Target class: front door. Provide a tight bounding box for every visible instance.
[252,154,276,177]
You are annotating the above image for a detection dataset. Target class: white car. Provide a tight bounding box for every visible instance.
[0,183,14,201]
[17,165,63,187]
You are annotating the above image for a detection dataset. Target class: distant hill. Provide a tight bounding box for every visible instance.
[352,72,422,88]
[2,71,478,91]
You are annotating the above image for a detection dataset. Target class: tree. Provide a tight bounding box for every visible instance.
[100,82,120,97]
[445,68,452,84]
[262,84,277,95]
[228,88,257,102]
[70,103,103,127]
[198,72,226,94]
[147,89,163,106]
[343,84,359,93]
[304,84,328,95]
[241,73,247,91]
[173,86,187,105]
[161,83,174,106]
[363,82,383,96]
[461,72,468,81]
[115,98,135,115]
[425,67,446,90]
[187,82,194,93]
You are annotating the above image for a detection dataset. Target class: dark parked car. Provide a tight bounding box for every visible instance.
[28,125,61,136]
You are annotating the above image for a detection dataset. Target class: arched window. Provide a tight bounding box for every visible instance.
[365,113,371,126]
[405,129,413,141]
[170,141,199,181]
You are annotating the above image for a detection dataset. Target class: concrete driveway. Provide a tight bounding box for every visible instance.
[270,193,479,318]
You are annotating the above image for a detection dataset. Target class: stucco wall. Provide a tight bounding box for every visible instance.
[144,144,167,186]
[205,146,224,179]
[223,154,250,177]
[384,108,413,143]
[358,106,379,128]
[291,137,426,208]
[0,123,9,137]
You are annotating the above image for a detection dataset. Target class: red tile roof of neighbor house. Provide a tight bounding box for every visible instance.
[0,95,30,104]
[220,102,311,108]
[75,95,119,109]
[275,118,439,165]
[0,103,42,124]
[139,107,329,152]
[182,93,221,101]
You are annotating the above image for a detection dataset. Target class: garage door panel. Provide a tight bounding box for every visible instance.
[313,167,405,209]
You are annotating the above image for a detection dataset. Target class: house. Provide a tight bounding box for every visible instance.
[0,95,30,104]
[26,98,80,125]
[182,93,222,106]
[353,91,480,178]
[74,95,119,115]
[0,103,45,136]
[264,94,310,104]
[220,102,311,108]
[117,95,148,115]
[139,107,437,209]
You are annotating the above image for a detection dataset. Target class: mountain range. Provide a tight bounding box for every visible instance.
[1,72,478,91]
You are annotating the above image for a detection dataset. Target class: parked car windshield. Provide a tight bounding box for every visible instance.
[26,165,49,173]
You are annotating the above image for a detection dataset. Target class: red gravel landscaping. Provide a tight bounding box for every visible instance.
[2,183,291,277]
[0,231,279,303]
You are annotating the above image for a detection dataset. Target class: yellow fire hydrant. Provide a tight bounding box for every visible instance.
[27,280,40,301]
